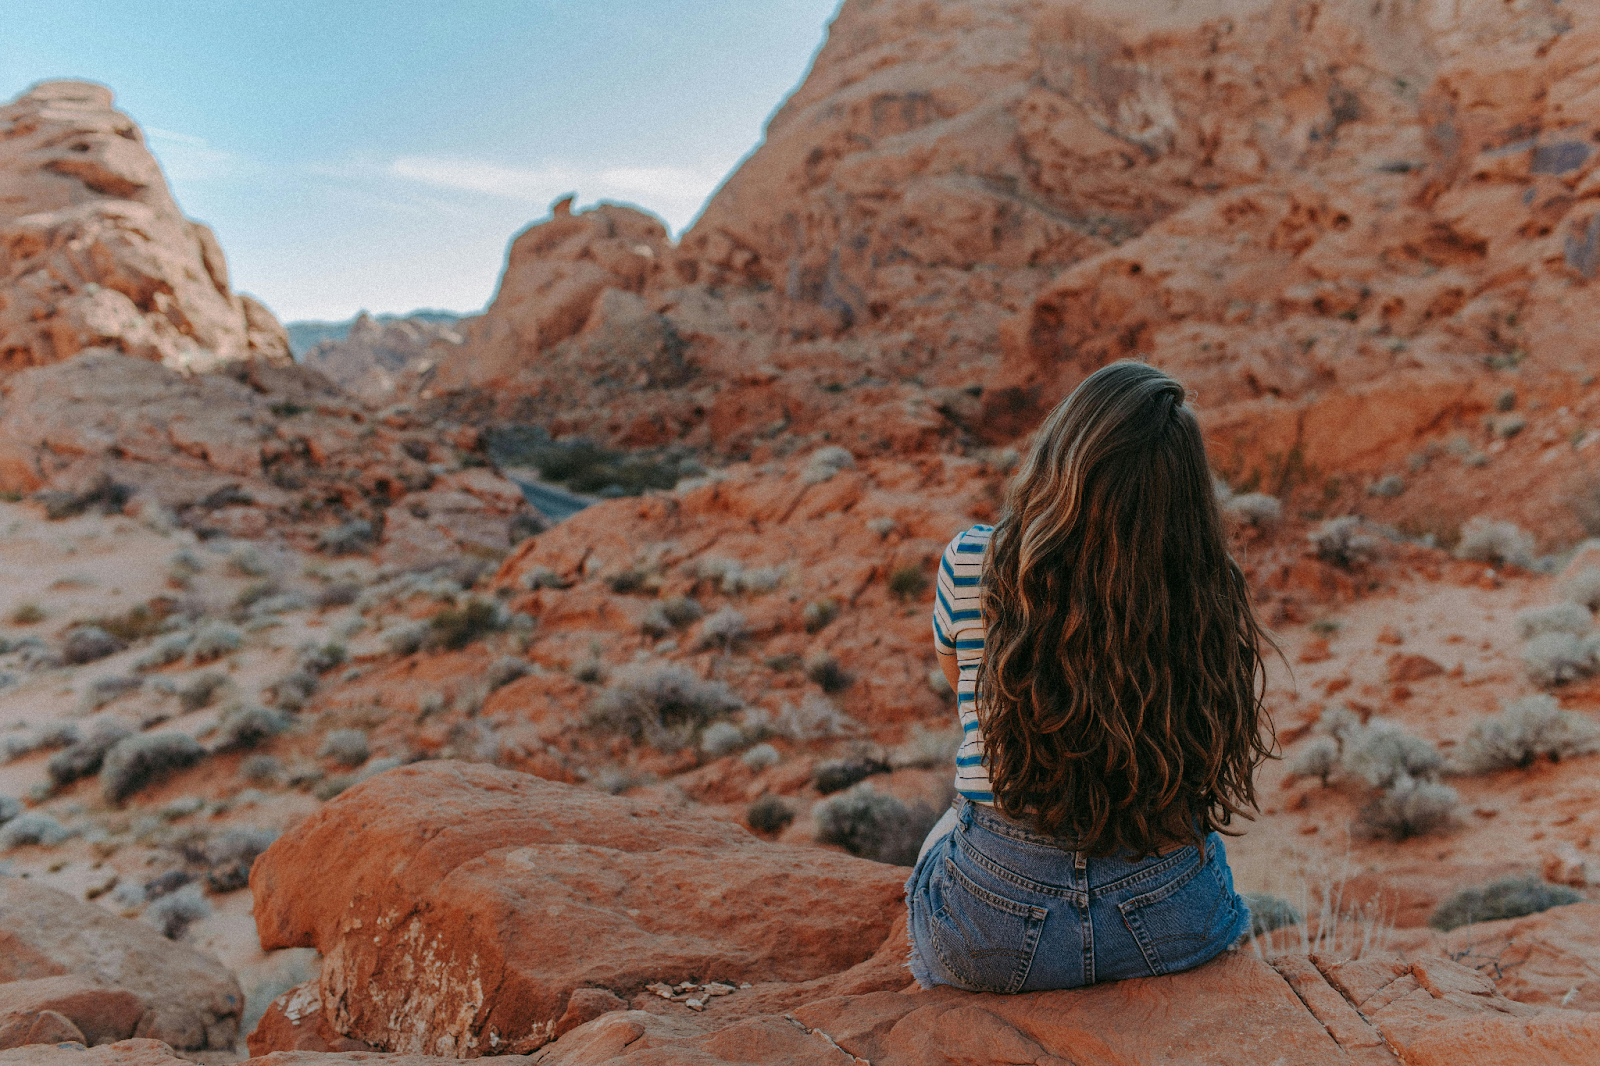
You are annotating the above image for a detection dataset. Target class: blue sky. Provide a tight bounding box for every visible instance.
[0,0,841,322]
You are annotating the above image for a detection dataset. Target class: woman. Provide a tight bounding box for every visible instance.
[906,360,1273,993]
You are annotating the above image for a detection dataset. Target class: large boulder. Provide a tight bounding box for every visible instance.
[0,878,243,1052]
[250,762,908,1056]
[0,975,143,1049]
[0,81,288,372]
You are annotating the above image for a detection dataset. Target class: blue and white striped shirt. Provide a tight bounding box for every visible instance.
[932,524,994,803]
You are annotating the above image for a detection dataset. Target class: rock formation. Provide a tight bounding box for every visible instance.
[0,81,289,374]
[300,312,464,408]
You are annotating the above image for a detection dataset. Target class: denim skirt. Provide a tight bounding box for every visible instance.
[905,796,1250,992]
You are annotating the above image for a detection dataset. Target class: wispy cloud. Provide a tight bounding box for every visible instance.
[387,155,732,233]
[144,127,239,182]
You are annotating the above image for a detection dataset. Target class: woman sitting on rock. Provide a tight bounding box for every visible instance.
[907,360,1273,992]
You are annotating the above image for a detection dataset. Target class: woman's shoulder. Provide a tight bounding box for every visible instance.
[945,524,995,555]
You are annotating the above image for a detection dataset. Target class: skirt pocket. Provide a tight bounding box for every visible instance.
[927,853,1047,993]
[1117,845,1240,977]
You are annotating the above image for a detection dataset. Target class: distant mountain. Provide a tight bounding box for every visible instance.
[286,309,469,359]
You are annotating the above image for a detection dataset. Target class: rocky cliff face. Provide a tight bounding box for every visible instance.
[0,81,288,373]
[300,312,464,407]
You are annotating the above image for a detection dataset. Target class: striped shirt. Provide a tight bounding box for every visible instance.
[932,524,995,803]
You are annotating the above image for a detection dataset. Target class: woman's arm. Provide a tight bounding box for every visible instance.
[936,644,960,691]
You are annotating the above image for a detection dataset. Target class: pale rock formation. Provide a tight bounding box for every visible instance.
[301,311,464,407]
[0,80,288,373]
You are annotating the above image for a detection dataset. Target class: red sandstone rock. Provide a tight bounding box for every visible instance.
[0,976,143,1048]
[247,982,372,1055]
[0,81,288,373]
[0,878,242,1052]
[250,762,908,1056]
[301,312,465,408]
[0,1039,191,1065]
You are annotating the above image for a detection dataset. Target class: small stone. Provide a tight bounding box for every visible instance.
[684,998,705,1011]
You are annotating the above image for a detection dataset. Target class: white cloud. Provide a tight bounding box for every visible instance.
[144,127,239,182]
[387,155,732,233]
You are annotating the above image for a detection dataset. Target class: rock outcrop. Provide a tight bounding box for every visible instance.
[0,81,288,373]
[300,312,464,407]
[250,762,909,1056]
[0,878,243,1052]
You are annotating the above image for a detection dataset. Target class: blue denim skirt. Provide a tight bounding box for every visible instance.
[905,796,1250,992]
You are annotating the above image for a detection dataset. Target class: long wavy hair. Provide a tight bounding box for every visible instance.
[976,361,1273,857]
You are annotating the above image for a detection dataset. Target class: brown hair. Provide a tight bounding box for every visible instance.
[977,361,1273,857]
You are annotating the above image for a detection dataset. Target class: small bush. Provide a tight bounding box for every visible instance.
[228,544,275,578]
[1429,876,1583,931]
[802,446,855,485]
[1342,719,1442,789]
[177,672,229,713]
[642,595,703,638]
[298,643,347,675]
[0,812,74,849]
[1308,517,1382,569]
[204,827,279,892]
[35,474,131,520]
[9,603,44,625]
[1454,696,1600,773]
[726,565,785,596]
[101,732,206,805]
[62,625,124,665]
[698,607,749,651]
[383,620,432,657]
[746,795,794,834]
[0,796,18,824]
[427,600,501,651]
[805,653,853,694]
[144,883,210,940]
[1354,776,1458,840]
[486,655,532,691]
[215,705,290,751]
[1224,493,1282,527]
[888,565,930,603]
[316,582,362,609]
[190,622,244,664]
[47,723,134,789]
[1516,602,1592,640]
[889,725,962,770]
[317,519,376,556]
[1522,631,1600,687]
[813,783,941,866]
[802,598,840,633]
[1562,566,1600,612]
[588,663,742,750]
[774,694,857,741]
[741,742,781,771]
[606,568,652,595]
[267,669,317,711]
[1455,517,1535,569]
[81,674,142,712]
[699,720,746,758]
[318,728,370,767]
[1243,893,1303,937]
[1289,736,1340,786]
[240,754,283,785]
[571,657,606,685]
[134,632,192,672]
[813,755,887,795]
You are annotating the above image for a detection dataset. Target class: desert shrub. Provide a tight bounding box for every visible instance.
[1455,517,1535,569]
[698,607,749,651]
[1289,736,1340,785]
[888,565,930,602]
[215,705,290,751]
[9,602,44,625]
[1224,493,1282,527]
[317,519,376,556]
[81,674,142,712]
[486,655,532,691]
[62,625,124,665]
[267,669,318,711]
[204,827,279,892]
[249,591,311,616]
[866,516,897,537]
[890,724,963,770]
[235,580,279,611]
[1243,893,1303,937]
[228,544,275,578]
[746,795,795,834]
[1342,719,1443,789]
[35,474,131,520]
[134,632,192,672]
[144,883,210,939]
[1429,875,1583,932]
[1315,705,1362,743]
[177,671,229,713]
[805,653,853,694]
[1454,696,1600,773]
[298,643,347,675]
[101,732,206,804]
[641,596,702,638]
[1308,517,1382,568]
[814,754,888,795]
[1562,566,1600,612]
[1522,631,1600,687]
[47,723,134,789]
[741,742,781,771]
[383,620,432,657]
[775,694,857,741]
[802,598,840,634]
[1354,776,1458,840]
[90,601,178,644]
[318,729,370,767]
[0,812,74,849]
[699,720,746,758]
[1516,602,1592,640]
[190,622,244,664]
[427,600,501,651]
[588,663,742,750]
[0,796,18,824]
[606,568,652,595]
[571,657,606,684]
[1367,475,1405,499]
[240,754,283,785]
[728,565,786,596]
[813,783,942,866]
[315,582,362,609]
[802,446,855,485]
